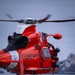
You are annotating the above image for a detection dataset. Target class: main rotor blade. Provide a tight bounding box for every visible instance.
[44,19,75,23]
[5,13,14,19]
[0,19,24,23]
[37,14,51,23]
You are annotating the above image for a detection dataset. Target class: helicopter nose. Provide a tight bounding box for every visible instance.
[0,52,11,68]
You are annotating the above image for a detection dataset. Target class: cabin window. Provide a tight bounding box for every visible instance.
[40,47,51,58]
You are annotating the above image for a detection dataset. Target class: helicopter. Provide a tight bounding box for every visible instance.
[0,14,75,75]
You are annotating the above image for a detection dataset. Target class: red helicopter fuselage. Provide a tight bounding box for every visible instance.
[0,24,62,75]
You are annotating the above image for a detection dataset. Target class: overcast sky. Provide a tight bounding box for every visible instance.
[0,0,75,74]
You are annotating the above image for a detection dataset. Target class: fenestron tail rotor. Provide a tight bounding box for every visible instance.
[0,14,75,24]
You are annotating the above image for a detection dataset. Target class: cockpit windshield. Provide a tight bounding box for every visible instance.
[40,32,47,42]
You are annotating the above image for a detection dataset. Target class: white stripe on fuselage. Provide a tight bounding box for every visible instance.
[7,51,19,70]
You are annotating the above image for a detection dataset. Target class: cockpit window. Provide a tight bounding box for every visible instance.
[43,48,50,58]
[40,47,51,58]
[40,32,47,42]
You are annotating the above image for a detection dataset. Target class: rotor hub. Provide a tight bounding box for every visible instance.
[22,18,36,24]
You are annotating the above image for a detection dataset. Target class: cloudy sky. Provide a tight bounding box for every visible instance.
[0,0,75,74]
